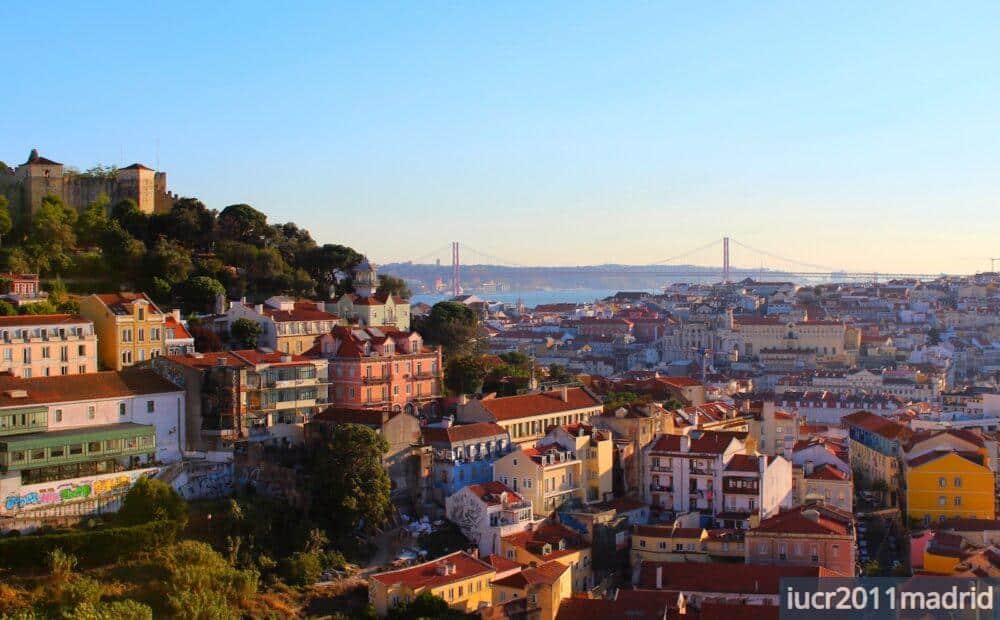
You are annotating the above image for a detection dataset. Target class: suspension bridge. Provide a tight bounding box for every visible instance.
[396,237,964,295]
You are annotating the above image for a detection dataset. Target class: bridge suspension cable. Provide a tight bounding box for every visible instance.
[729,238,841,273]
[650,238,723,265]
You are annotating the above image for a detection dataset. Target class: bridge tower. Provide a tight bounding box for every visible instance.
[451,241,461,296]
[722,236,731,284]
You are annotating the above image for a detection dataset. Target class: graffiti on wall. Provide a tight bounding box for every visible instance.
[3,469,158,513]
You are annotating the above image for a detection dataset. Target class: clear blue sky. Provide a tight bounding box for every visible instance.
[4,2,1000,273]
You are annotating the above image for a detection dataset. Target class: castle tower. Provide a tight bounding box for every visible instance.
[118,163,157,214]
[14,149,65,213]
[353,258,378,297]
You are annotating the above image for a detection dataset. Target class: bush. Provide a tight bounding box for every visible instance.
[166,589,237,620]
[60,576,103,608]
[280,551,323,586]
[63,600,154,620]
[0,520,181,569]
[117,478,188,527]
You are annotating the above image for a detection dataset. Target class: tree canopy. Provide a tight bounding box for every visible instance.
[415,301,479,360]
[308,423,392,535]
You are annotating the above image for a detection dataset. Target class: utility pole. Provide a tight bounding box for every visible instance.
[451,242,461,296]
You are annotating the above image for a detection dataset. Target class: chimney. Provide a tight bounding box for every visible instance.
[281,354,292,363]
[758,453,768,474]
[560,386,569,402]
[255,304,264,314]
[805,460,815,475]
[315,300,325,311]
[680,434,691,453]
[171,308,181,322]
[655,565,663,589]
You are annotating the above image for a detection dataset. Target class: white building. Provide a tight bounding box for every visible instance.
[445,481,538,557]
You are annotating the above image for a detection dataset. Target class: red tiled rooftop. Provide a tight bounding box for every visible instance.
[636,561,841,594]
[0,313,89,327]
[422,422,508,445]
[649,430,746,455]
[0,369,181,407]
[492,560,568,588]
[750,505,853,537]
[370,551,494,589]
[477,387,602,421]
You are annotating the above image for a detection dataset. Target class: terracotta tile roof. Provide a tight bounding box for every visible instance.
[485,554,521,574]
[369,551,494,589]
[636,561,841,593]
[422,422,508,445]
[311,407,401,427]
[259,301,339,323]
[806,463,849,481]
[906,450,985,469]
[502,522,586,560]
[649,430,746,455]
[464,481,525,505]
[163,315,192,340]
[555,592,678,620]
[93,292,162,315]
[0,369,181,407]
[938,518,1000,532]
[492,560,568,588]
[161,351,253,370]
[841,410,909,440]
[0,313,89,327]
[750,504,853,537]
[477,388,602,421]
[725,454,761,472]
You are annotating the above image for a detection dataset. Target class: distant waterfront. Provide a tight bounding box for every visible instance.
[411,288,658,307]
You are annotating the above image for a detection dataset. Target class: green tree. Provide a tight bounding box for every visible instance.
[302,244,363,297]
[74,194,110,248]
[0,300,17,316]
[99,220,146,280]
[57,299,81,315]
[110,198,148,242]
[231,318,263,349]
[19,300,58,315]
[0,194,11,248]
[279,551,323,585]
[26,195,77,274]
[547,363,572,384]
[386,591,465,620]
[444,356,489,395]
[218,204,269,246]
[145,238,194,285]
[376,274,412,299]
[177,276,225,314]
[117,477,189,527]
[417,301,479,360]
[162,198,216,250]
[308,424,391,535]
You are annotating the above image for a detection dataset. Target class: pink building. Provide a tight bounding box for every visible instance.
[744,503,856,575]
[314,326,442,415]
[0,314,98,378]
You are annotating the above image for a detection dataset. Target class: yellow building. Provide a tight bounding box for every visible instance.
[457,386,604,448]
[491,560,572,620]
[631,526,709,564]
[492,423,613,517]
[368,551,494,617]
[79,293,167,370]
[905,451,995,526]
[500,521,594,592]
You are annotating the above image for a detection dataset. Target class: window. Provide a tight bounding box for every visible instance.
[938,477,947,488]
[88,441,102,453]
[954,496,962,506]
[78,344,86,356]
[120,403,127,416]
[122,329,132,343]
[954,477,962,488]
[938,496,947,506]
[146,400,155,413]
[639,539,646,548]
[55,409,63,422]
[88,406,95,419]
[41,346,50,359]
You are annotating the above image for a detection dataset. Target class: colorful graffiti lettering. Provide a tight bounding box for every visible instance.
[2,470,157,514]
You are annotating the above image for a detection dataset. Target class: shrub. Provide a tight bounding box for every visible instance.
[63,600,153,620]
[166,590,237,620]
[60,576,103,609]
[280,551,323,586]
[117,478,188,527]
[0,520,181,569]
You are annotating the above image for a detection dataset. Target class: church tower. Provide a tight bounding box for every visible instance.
[353,257,378,297]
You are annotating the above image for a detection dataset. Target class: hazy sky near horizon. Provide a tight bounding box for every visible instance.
[4,2,1000,273]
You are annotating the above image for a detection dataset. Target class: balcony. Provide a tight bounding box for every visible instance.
[362,375,392,385]
[544,483,580,497]
[649,483,673,492]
